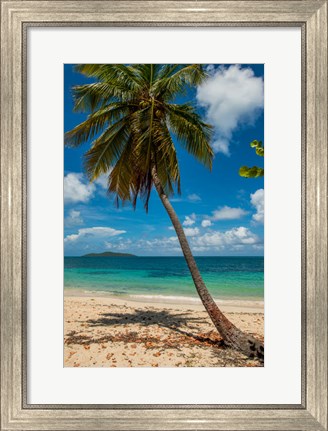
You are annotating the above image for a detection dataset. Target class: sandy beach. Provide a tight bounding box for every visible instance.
[64,292,264,367]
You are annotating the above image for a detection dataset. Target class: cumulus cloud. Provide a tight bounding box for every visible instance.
[206,64,215,73]
[201,219,212,228]
[250,188,264,223]
[109,236,178,255]
[132,236,182,254]
[192,226,260,250]
[105,238,132,251]
[131,226,261,254]
[187,193,201,202]
[183,214,196,226]
[65,225,261,255]
[64,172,114,204]
[184,227,200,237]
[65,209,83,227]
[211,139,230,156]
[64,227,126,243]
[211,206,248,221]
[197,65,264,155]
[192,246,208,252]
[64,173,96,204]
[94,173,110,189]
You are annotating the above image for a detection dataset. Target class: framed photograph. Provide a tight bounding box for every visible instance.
[63,61,266,370]
[1,1,327,430]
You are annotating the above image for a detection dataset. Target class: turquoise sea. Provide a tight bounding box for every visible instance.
[64,256,264,303]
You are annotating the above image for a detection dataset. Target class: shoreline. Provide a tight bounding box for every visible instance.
[64,289,264,314]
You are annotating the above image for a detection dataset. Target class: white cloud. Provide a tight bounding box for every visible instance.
[123,226,261,254]
[65,209,83,227]
[105,238,132,251]
[250,188,264,223]
[212,139,230,156]
[184,227,200,237]
[183,214,196,226]
[94,173,110,189]
[201,219,212,228]
[64,173,96,204]
[192,246,208,252]
[64,225,262,256]
[197,65,264,155]
[211,206,248,221]
[187,193,201,202]
[170,195,201,204]
[64,227,126,243]
[206,64,215,73]
[132,236,181,254]
[192,226,260,250]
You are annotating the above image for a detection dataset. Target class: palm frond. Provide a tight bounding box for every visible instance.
[83,116,131,180]
[134,64,163,86]
[126,104,160,191]
[75,64,144,90]
[153,64,207,99]
[65,103,132,147]
[152,123,181,196]
[108,137,136,204]
[166,103,213,169]
[157,64,181,80]
[72,82,138,113]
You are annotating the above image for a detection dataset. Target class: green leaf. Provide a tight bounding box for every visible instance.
[239,139,264,178]
[239,166,264,178]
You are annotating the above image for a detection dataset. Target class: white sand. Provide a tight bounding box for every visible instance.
[64,294,264,368]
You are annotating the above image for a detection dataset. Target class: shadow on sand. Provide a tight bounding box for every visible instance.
[65,308,224,348]
[87,309,223,346]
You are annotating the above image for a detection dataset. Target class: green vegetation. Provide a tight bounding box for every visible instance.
[239,140,264,178]
[82,251,136,257]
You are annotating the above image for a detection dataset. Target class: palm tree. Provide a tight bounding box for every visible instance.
[65,64,264,360]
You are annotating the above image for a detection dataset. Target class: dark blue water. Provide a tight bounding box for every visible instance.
[64,256,264,301]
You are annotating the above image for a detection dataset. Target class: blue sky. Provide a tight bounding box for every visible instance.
[64,64,264,256]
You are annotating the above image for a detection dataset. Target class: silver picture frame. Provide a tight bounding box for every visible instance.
[1,1,327,430]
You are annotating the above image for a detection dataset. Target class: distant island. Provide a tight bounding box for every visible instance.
[82,251,136,257]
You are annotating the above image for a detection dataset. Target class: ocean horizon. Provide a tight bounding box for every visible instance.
[64,256,264,303]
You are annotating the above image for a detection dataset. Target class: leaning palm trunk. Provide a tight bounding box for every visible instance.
[152,167,264,360]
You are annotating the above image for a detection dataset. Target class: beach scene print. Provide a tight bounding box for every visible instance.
[64,64,264,367]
